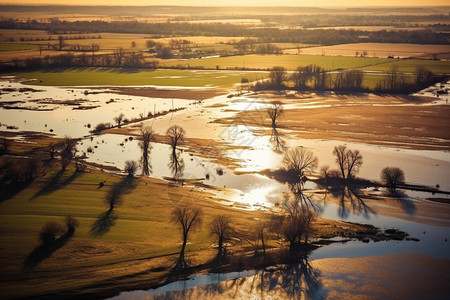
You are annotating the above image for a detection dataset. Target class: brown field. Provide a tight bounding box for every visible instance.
[155,36,255,44]
[0,12,170,23]
[288,43,450,58]
[217,93,450,151]
[312,26,430,31]
[111,86,227,100]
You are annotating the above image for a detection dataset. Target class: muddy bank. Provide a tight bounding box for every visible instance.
[110,86,227,101]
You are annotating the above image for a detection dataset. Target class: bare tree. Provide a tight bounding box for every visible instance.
[269,66,287,88]
[114,113,125,128]
[209,215,234,257]
[267,103,283,128]
[113,47,125,67]
[320,165,330,178]
[376,66,405,91]
[381,167,405,191]
[334,70,364,91]
[58,35,64,51]
[74,155,86,172]
[256,220,268,256]
[60,138,77,171]
[139,126,153,176]
[292,66,308,89]
[167,125,185,156]
[171,204,203,268]
[124,160,138,177]
[47,142,61,160]
[346,149,363,180]
[105,184,125,211]
[6,156,41,183]
[282,147,318,179]
[333,145,363,179]
[415,66,434,87]
[281,198,315,248]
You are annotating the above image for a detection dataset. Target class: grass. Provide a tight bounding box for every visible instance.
[0,42,40,51]
[357,58,450,74]
[0,163,266,298]
[162,54,450,74]
[13,68,267,87]
[162,54,394,71]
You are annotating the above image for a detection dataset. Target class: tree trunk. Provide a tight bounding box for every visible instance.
[177,235,187,268]
[218,237,223,257]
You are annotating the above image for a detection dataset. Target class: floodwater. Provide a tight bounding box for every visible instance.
[1,78,449,299]
[0,79,193,137]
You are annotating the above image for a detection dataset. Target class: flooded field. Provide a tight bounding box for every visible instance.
[1,77,449,299]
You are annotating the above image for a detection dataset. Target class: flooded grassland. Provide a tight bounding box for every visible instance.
[0,77,449,299]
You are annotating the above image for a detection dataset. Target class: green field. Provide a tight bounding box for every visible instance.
[357,59,450,74]
[162,54,392,71]
[162,54,450,74]
[14,68,267,87]
[0,42,40,51]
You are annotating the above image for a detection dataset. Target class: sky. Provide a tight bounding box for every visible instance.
[1,0,449,6]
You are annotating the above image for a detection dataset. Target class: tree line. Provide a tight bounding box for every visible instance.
[256,64,438,94]
[0,19,447,45]
[2,49,155,70]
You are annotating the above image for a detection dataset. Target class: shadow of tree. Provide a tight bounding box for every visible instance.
[386,189,416,216]
[0,178,33,203]
[90,176,135,237]
[30,169,81,200]
[23,229,74,270]
[90,209,117,237]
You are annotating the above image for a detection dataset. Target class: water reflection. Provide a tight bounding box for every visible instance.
[112,256,325,300]
[269,126,286,154]
[322,184,375,219]
[169,151,185,179]
[288,181,324,214]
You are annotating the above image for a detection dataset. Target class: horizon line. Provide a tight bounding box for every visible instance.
[0,4,449,8]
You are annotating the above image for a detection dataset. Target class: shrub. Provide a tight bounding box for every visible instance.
[92,122,111,133]
[39,222,65,245]
[66,215,79,232]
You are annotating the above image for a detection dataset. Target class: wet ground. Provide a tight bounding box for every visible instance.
[1,77,449,299]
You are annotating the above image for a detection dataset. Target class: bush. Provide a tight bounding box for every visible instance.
[92,122,111,133]
[66,215,79,232]
[39,222,65,245]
